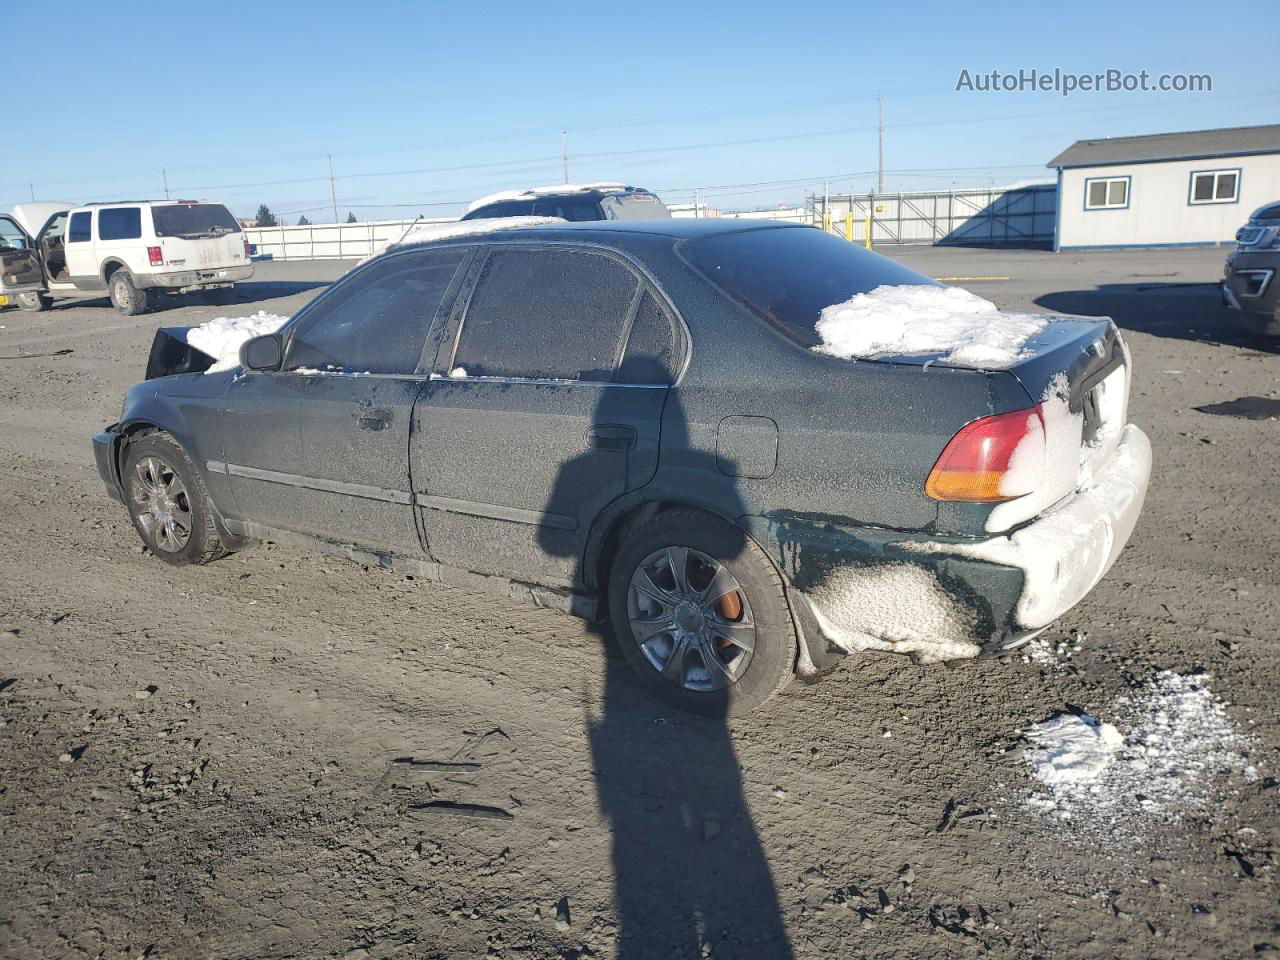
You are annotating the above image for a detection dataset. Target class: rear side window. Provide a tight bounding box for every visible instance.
[98,207,142,241]
[151,203,241,238]
[68,212,92,243]
[463,200,535,221]
[286,247,467,375]
[616,290,682,384]
[531,196,602,221]
[453,248,638,380]
[681,227,931,348]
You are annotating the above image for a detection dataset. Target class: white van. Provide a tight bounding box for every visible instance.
[0,200,253,315]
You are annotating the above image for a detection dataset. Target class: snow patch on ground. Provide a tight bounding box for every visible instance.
[1026,713,1124,787]
[1024,672,1254,827]
[186,311,290,373]
[804,563,983,664]
[812,284,1049,369]
[362,216,565,263]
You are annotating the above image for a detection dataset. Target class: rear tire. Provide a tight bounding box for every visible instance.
[16,291,52,312]
[109,270,150,316]
[607,509,796,716]
[123,432,228,566]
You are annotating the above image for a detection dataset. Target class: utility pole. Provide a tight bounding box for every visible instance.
[561,130,569,184]
[693,188,700,219]
[877,95,884,194]
[327,153,339,223]
[28,183,35,202]
[162,169,170,200]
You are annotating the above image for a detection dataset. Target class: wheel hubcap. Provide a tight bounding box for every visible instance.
[627,546,755,692]
[130,456,192,552]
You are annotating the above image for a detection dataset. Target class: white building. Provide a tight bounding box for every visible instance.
[1049,124,1280,251]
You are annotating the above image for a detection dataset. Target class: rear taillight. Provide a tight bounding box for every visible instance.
[243,241,251,258]
[147,246,163,266]
[925,406,1046,502]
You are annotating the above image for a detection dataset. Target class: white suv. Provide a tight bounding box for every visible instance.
[0,200,254,315]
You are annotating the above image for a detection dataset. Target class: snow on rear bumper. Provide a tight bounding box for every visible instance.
[906,423,1151,632]
[751,424,1150,667]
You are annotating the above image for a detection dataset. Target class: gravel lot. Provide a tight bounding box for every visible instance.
[1,245,1277,960]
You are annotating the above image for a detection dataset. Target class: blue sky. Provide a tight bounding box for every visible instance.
[4,0,1276,221]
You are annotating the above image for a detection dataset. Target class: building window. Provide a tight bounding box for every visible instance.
[1084,176,1129,210]
[1189,169,1240,205]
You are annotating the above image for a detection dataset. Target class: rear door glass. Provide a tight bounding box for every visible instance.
[452,247,638,380]
[286,247,468,374]
[98,207,142,241]
[616,290,683,384]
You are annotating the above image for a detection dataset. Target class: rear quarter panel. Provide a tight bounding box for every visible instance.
[634,237,1004,534]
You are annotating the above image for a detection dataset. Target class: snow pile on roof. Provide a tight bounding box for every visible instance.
[465,182,628,213]
[363,215,565,262]
[813,284,1049,369]
[186,311,290,373]
[1024,672,1255,829]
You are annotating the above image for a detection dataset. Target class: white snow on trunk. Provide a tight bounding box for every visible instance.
[361,215,565,263]
[813,284,1048,369]
[186,311,291,374]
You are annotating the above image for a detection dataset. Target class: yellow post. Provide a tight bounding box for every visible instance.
[864,212,872,249]
[844,211,853,242]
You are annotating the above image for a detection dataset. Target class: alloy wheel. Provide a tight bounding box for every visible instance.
[626,546,755,692]
[131,456,192,553]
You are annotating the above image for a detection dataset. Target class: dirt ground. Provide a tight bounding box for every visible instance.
[1,245,1277,960]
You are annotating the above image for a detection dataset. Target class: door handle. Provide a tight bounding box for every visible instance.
[356,408,393,431]
[586,425,636,451]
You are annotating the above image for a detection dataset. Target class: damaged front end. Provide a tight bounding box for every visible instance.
[145,327,217,380]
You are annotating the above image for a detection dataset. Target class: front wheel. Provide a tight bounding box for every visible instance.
[123,432,228,566]
[109,270,150,316]
[16,291,52,312]
[607,509,796,715]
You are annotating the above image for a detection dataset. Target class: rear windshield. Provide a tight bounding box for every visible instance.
[602,192,671,220]
[681,227,932,346]
[151,203,241,238]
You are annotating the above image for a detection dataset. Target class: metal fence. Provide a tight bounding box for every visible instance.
[813,185,1057,246]
[241,185,1056,260]
[242,217,455,261]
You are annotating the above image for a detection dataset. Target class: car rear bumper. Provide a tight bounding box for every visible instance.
[749,424,1151,666]
[93,426,125,504]
[139,264,254,291]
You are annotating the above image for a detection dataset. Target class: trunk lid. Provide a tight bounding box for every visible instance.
[868,314,1130,534]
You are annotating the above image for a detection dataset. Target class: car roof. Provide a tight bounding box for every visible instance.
[403,218,808,248]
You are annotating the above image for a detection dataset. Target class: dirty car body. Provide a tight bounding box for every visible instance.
[93,220,1151,713]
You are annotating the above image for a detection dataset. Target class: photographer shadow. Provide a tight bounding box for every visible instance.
[540,357,794,959]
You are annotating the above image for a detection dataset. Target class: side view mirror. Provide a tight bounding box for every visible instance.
[240,334,284,372]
